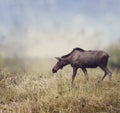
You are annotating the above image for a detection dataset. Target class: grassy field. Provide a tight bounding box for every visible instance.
[0,59,120,113]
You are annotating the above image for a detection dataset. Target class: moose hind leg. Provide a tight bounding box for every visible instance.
[106,67,112,80]
[82,68,89,81]
[101,71,107,81]
[100,66,111,81]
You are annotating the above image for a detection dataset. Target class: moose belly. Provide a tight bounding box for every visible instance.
[81,64,98,68]
[76,59,99,68]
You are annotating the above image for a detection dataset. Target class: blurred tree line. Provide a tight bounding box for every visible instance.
[0,42,120,71]
[107,43,120,69]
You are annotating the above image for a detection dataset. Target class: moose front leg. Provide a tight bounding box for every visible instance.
[72,67,78,85]
[82,68,89,81]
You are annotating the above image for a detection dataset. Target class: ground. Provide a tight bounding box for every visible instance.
[0,59,120,113]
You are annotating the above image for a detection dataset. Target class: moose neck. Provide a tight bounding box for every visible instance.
[61,55,71,65]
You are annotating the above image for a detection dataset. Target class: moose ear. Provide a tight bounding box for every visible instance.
[55,57,61,61]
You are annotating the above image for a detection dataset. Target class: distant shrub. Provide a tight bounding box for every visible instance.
[107,43,120,69]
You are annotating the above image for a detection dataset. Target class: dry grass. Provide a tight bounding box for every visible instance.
[0,62,120,113]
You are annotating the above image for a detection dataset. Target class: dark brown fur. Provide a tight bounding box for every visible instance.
[52,48,112,84]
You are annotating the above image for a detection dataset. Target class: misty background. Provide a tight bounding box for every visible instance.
[0,0,120,71]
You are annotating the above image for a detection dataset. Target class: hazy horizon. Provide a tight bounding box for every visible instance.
[0,0,120,58]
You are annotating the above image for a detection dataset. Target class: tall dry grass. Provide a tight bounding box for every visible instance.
[0,60,120,113]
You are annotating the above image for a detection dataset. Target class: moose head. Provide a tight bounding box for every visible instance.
[52,57,68,73]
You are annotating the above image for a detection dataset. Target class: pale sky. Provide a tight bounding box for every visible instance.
[0,0,120,58]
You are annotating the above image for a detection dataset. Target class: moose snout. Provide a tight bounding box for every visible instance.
[52,68,57,73]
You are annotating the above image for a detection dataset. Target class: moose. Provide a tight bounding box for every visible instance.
[52,48,112,84]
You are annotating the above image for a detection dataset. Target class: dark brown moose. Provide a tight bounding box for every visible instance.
[52,48,112,84]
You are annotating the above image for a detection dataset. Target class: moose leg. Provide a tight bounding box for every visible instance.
[106,67,112,80]
[101,71,107,81]
[82,68,89,81]
[100,66,112,81]
[72,67,78,85]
